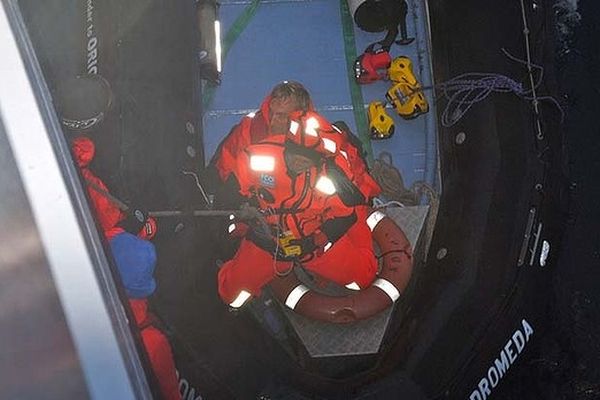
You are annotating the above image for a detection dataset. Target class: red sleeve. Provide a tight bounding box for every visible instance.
[230,150,253,197]
[81,168,125,239]
[214,117,253,181]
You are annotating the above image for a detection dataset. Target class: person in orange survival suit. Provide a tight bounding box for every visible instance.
[71,135,157,240]
[71,136,180,400]
[61,76,178,398]
[110,232,182,400]
[217,116,378,308]
[211,81,381,202]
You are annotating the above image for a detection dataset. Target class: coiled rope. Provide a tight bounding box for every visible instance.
[371,152,439,258]
[411,49,564,128]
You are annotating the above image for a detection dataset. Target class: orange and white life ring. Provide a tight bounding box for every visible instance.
[270,209,413,323]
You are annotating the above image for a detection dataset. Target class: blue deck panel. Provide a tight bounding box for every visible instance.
[352,0,438,188]
[203,0,438,189]
[204,0,352,161]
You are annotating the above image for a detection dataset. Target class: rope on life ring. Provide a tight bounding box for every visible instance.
[270,209,413,324]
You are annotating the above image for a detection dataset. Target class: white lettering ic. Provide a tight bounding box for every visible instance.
[488,366,500,388]
[178,374,203,400]
[86,36,98,74]
[522,319,534,341]
[186,388,203,400]
[494,351,510,378]
[478,377,491,399]
[468,318,534,400]
[504,340,517,363]
[512,330,525,353]
[86,0,94,23]
[87,37,97,51]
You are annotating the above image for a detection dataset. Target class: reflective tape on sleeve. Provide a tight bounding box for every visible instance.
[289,120,299,135]
[305,117,319,137]
[284,284,310,309]
[315,176,336,195]
[366,210,386,231]
[250,155,275,172]
[229,290,252,308]
[373,278,400,302]
[322,137,337,153]
[228,223,236,234]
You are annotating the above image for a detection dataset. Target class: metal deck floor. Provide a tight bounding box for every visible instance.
[283,205,429,357]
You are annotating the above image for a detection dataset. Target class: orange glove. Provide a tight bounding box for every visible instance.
[137,217,158,240]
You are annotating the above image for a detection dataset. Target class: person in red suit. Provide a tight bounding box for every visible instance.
[71,135,157,241]
[212,81,381,202]
[110,232,181,400]
[70,136,180,400]
[217,113,378,308]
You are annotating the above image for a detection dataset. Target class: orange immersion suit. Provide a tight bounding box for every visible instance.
[217,134,378,306]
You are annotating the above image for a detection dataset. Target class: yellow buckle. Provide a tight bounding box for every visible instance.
[278,231,302,257]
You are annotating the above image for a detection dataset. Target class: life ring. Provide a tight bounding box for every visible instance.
[270,209,413,323]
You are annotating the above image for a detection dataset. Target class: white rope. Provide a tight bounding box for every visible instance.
[182,170,211,206]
